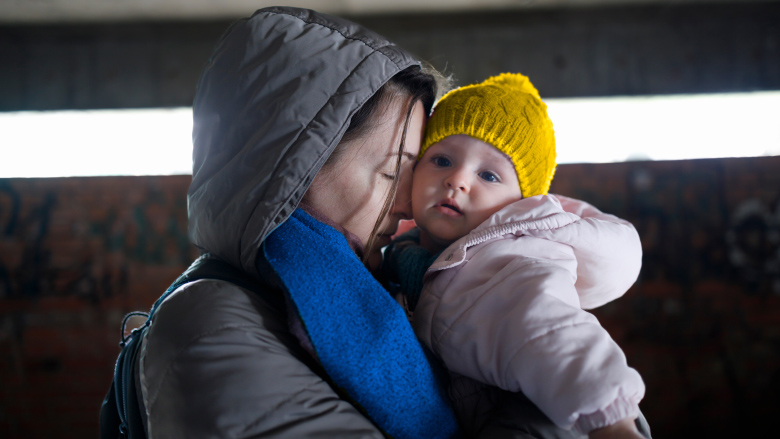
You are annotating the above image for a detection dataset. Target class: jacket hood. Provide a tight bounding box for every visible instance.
[188,7,421,276]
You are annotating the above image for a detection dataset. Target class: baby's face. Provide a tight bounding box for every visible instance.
[412,135,523,251]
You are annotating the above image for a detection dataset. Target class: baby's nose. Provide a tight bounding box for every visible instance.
[445,170,470,191]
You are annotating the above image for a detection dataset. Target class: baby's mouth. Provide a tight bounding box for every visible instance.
[440,203,461,214]
[435,198,463,216]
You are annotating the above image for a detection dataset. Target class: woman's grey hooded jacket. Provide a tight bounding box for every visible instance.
[136,7,422,438]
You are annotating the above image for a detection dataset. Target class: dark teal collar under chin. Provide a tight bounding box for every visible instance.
[261,208,458,439]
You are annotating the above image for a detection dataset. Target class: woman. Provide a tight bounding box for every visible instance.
[136,6,456,439]
[135,6,646,439]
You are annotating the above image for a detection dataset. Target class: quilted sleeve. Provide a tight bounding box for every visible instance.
[140,280,385,439]
[414,237,644,433]
[537,195,643,309]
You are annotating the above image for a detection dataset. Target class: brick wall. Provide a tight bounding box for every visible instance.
[1,157,779,438]
[0,176,198,438]
[551,156,780,438]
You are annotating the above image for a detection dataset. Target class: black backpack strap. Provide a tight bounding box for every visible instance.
[100,254,265,439]
[148,254,267,319]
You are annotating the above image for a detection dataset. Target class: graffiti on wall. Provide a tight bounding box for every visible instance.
[0,177,196,303]
[551,158,780,437]
[0,180,56,300]
[726,198,780,295]
[1,158,780,439]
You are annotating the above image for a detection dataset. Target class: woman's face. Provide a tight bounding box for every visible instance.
[306,97,425,269]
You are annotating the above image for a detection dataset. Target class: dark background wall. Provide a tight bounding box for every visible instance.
[2,157,779,438]
[1,1,779,438]
[1,2,779,111]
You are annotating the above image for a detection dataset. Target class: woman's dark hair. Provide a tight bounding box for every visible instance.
[325,63,451,264]
[340,65,440,145]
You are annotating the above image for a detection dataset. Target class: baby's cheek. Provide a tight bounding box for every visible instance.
[411,187,433,219]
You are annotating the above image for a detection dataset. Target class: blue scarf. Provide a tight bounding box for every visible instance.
[262,209,459,439]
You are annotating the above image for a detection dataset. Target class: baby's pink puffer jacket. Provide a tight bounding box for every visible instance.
[413,194,646,434]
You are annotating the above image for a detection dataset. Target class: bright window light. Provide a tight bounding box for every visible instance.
[1,107,194,178]
[1,92,779,178]
[546,91,780,163]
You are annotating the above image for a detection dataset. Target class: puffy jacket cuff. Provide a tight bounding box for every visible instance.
[573,396,641,434]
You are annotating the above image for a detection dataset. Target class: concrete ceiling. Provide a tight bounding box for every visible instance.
[1,0,775,23]
[2,0,778,110]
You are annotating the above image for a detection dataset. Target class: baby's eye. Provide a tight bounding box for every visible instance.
[432,156,451,167]
[479,171,500,183]
[382,173,397,181]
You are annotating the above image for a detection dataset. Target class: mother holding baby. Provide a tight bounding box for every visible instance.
[129,6,648,439]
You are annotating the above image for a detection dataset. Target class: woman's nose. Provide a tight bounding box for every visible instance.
[391,172,413,219]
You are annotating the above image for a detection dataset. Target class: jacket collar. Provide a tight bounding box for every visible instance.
[428,195,579,272]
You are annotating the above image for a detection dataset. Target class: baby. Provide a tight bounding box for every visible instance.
[383,74,650,438]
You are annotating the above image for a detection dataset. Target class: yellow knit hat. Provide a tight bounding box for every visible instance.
[421,73,557,197]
